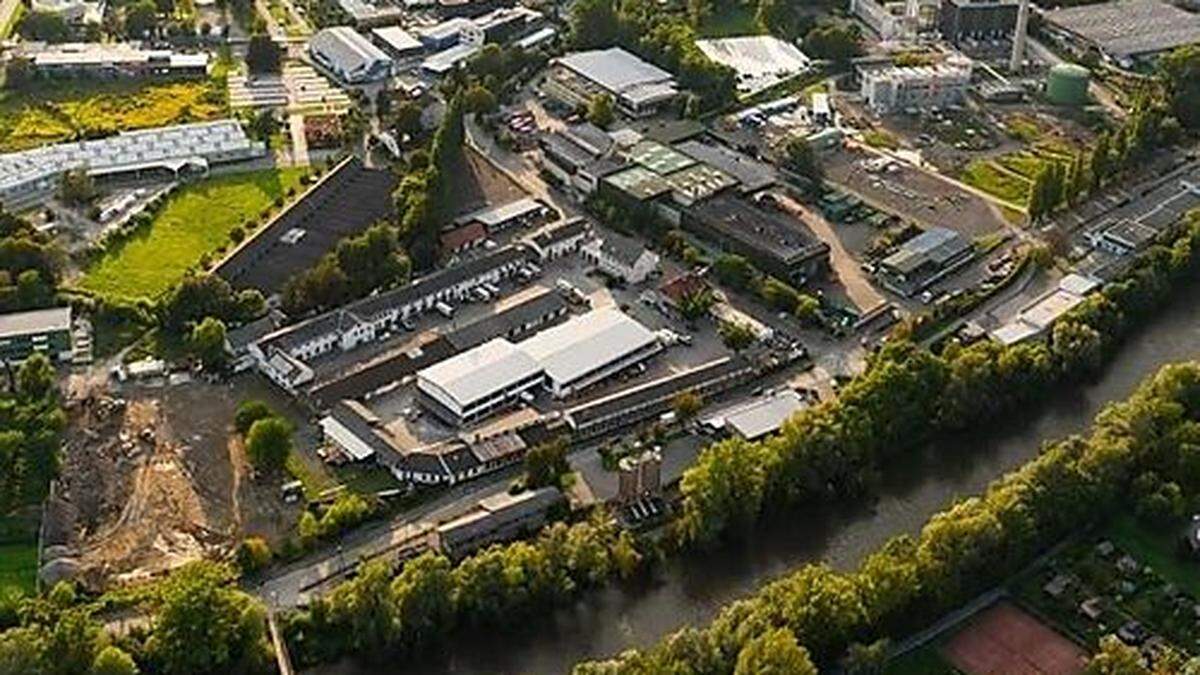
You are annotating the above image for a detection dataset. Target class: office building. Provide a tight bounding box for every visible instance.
[0,307,74,363]
[310,27,394,84]
[859,56,973,114]
[545,48,679,118]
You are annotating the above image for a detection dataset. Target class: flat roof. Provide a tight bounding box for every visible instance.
[371,26,423,53]
[555,47,677,98]
[663,163,739,202]
[0,307,71,339]
[721,389,806,440]
[455,197,545,228]
[27,42,210,69]
[422,43,480,73]
[418,338,541,407]
[1045,0,1200,58]
[882,227,971,275]
[443,290,568,351]
[603,165,672,201]
[688,195,828,263]
[628,140,696,175]
[675,140,776,193]
[1020,289,1087,331]
[518,308,657,387]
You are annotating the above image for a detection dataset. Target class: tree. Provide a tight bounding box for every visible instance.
[463,84,497,115]
[803,21,861,63]
[59,169,98,207]
[235,400,274,435]
[235,537,272,574]
[92,646,139,675]
[1159,44,1200,130]
[843,639,889,674]
[719,320,757,352]
[525,436,570,489]
[146,562,269,674]
[394,101,423,138]
[246,33,282,75]
[734,627,818,675]
[16,352,56,402]
[247,109,279,141]
[19,12,71,42]
[757,0,813,40]
[677,288,715,321]
[672,390,703,421]
[568,0,619,49]
[783,135,823,184]
[245,416,292,474]
[715,254,756,290]
[124,0,159,39]
[1086,635,1149,675]
[391,552,456,645]
[587,94,615,128]
[190,316,227,371]
[1089,132,1112,190]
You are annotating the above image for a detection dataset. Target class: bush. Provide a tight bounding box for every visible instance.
[235,537,272,575]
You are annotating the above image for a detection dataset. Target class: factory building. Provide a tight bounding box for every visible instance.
[309,27,394,84]
[858,56,973,114]
[544,48,680,118]
[938,0,1019,42]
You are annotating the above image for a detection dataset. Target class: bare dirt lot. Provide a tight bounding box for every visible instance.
[52,375,301,590]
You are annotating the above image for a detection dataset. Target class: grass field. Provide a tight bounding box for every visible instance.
[1107,514,1200,597]
[78,168,307,302]
[0,78,227,152]
[960,159,1033,205]
[0,542,37,595]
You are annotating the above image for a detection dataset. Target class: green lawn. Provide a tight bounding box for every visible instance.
[78,168,307,302]
[0,542,37,595]
[1106,514,1200,597]
[698,3,761,37]
[959,159,1032,206]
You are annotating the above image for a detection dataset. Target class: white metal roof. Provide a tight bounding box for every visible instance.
[0,307,71,339]
[695,35,810,94]
[311,26,393,77]
[556,48,677,99]
[371,26,423,53]
[421,42,480,74]
[722,390,805,440]
[319,415,378,460]
[0,120,258,196]
[417,338,541,407]
[518,308,657,386]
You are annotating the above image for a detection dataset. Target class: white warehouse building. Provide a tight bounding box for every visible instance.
[859,56,973,114]
[416,308,662,426]
[310,26,394,84]
[0,120,264,209]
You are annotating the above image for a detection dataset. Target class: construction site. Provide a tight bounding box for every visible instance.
[39,375,302,591]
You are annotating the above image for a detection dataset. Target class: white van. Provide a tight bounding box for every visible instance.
[435,301,455,318]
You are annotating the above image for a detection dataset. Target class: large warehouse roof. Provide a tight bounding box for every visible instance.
[556,48,678,103]
[418,338,541,407]
[1045,0,1200,59]
[696,35,810,95]
[518,307,657,387]
[311,26,393,79]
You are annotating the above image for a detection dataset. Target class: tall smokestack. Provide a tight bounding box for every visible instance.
[1010,0,1030,73]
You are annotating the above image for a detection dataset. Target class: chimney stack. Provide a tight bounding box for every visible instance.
[1010,0,1031,73]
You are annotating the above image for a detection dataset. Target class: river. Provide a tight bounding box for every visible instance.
[317,295,1200,675]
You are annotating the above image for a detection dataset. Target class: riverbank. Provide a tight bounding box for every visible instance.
[313,285,1200,675]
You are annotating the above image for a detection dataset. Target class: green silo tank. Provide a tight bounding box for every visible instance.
[1046,64,1090,106]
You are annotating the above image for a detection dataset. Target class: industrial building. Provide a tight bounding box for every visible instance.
[703,389,807,441]
[1042,0,1200,68]
[538,123,625,195]
[695,35,811,96]
[20,42,210,79]
[990,273,1101,345]
[0,307,74,363]
[415,308,661,425]
[0,120,264,209]
[216,156,398,295]
[545,48,680,118]
[683,195,830,286]
[333,0,406,27]
[252,245,534,391]
[937,0,1019,42]
[858,56,973,114]
[431,488,564,557]
[310,27,394,84]
[370,26,424,59]
[29,0,103,24]
[580,233,660,284]
[876,227,975,296]
[1085,219,1160,256]
[527,217,590,261]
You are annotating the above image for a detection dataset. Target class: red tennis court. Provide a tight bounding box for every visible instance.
[941,602,1088,675]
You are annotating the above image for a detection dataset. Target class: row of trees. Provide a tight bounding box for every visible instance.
[1029,93,1179,221]
[0,354,66,514]
[575,356,1200,673]
[395,95,465,270]
[713,253,820,323]
[676,208,1200,547]
[0,208,60,315]
[284,514,642,666]
[280,222,411,316]
[0,562,272,674]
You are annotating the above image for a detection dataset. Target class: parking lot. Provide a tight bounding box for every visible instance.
[825,145,1015,238]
